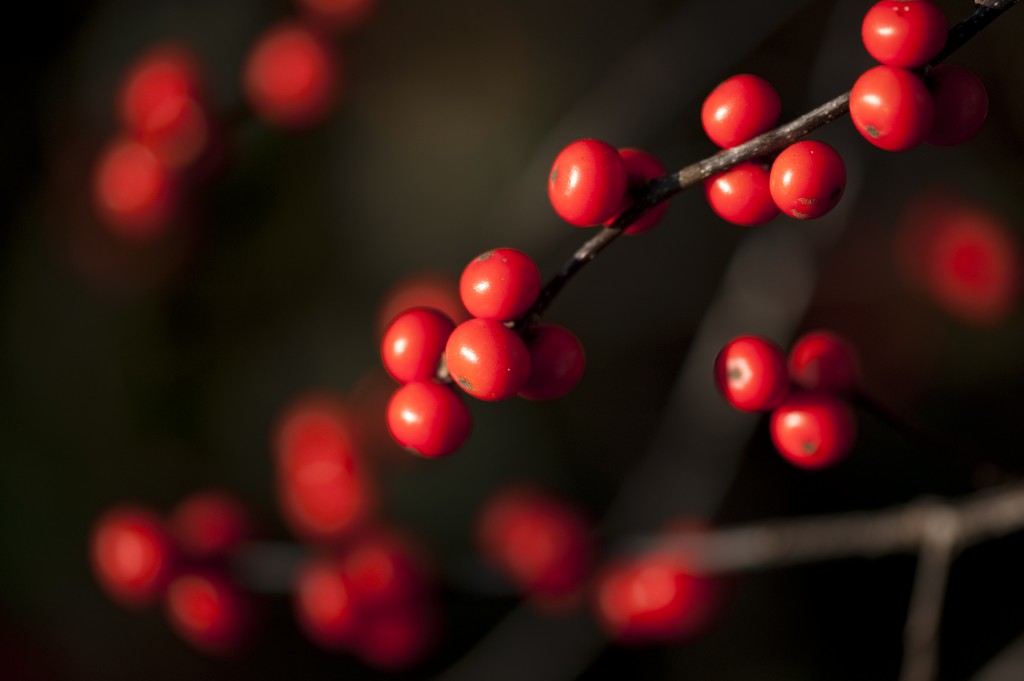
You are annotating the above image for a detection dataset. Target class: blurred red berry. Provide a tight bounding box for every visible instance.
[701,74,781,148]
[548,139,628,227]
[861,0,947,68]
[381,307,456,383]
[165,570,250,654]
[459,248,541,322]
[294,553,359,650]
[445,319,531,401]
[386,380,472,457]
[342,529,428,610]
[596,552,719,643]
[90,506,177,609]
[352,601,437,671]
[769,140,845,219]
[92,138,175,238]
[477,486,593,603]
[925,64,988,147]
[274,395,372,542]
[770,391,856,469]
[296,0,376,31]
[788,330,860,394]
[376,272,469,339]
[714,336,789,412]
[169,490,251,559]
[518,323,586,401]
[244,22,337,128]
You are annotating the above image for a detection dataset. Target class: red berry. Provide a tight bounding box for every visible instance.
[352,602,437,670]
[603,148,669,235]
[770,392,856,469]
[91,506,178,609]
[477,486,593,602]
[386,380,472,457]
[381,307,456,383]
[704,161,779,226]
[701,74,781,148]
[296,0,375,31]
[518,323,586,401]
[169,490,251,559]
[714,336,789,412]
[925,64,989,147]
[445,319,531,401]
[595,552,718,643]
[118,44,209,168]
[548,139,628,227]
[294,554,359,650]
[459,248,541,322]
[769,140,845,219]
[92,138,175,238]
[165,570,250,654]
[861,0,947,68]
[244,22,337,128]
[788,330,861,394]
[850,65,935,151]
[274,396,372,542]
[342,529,428,610]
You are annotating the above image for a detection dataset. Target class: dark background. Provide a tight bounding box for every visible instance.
[2,0,1023,679]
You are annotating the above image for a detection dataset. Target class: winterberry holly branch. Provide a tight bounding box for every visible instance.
[520,0,1019,326]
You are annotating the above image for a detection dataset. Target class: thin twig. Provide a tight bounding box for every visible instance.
[519,0,1019,326]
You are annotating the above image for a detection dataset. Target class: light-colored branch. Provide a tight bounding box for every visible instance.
[900,512,957,681]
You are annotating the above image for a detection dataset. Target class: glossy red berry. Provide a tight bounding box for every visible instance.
[770,392,856,469]
[769,140,846,219]
[701,74,781,148]
[275,396,372,542]
[297,0,375,31]
[704,161,779,226]
[603,148,669,235]
[861,0,947,68]
[165,570,249,654]
[595,552,718,643]
[850,65,934,151]
[90,506,177,609]
[518,323,586,401]
[169,490,251,559]
[714,336,789,412]
[445,319,531,401]
[459,248,541,322]
[244,22,337,128]
[477,486,593,602]
[294,554,359,649]
[386,380,472,457]
[548,139,628,227]
[381,307,456,383]
[92,138,175,238]
[925,64,989,147]
[118,44,209,168]
[788,330,861,394]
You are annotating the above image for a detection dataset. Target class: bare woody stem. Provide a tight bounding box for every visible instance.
[518,0,1019,327]
[647,479,1024,575]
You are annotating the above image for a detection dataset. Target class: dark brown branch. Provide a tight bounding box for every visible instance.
[519,0,1019,326]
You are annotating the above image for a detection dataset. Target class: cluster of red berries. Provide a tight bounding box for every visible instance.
[852,0,988,151]
[91,0,374,238]
[383,247,586,457]
[700,74,846,225]
[715,331,860,469]
[475,485,720,644]
[90,490,255,653]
